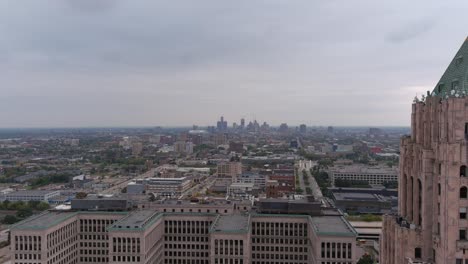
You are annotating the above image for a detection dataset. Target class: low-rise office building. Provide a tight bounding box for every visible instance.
[10,208,359,264]
[227,182,255,199]
[130,177,192,198]
[3,190,61,203]
[328,165,398,186]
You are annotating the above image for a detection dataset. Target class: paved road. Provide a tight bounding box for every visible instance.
[102,168,155,195]
[179,175,216,199]
[297,160,323,200]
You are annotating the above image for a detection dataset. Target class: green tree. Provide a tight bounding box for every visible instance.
[16,208,33,218]
[36,202,49,211]
[357,254,374,264]
[28,200,40,210]
[3,215,19,225]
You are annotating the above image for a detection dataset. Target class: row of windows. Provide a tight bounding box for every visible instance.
[251,237,307,245]
[165,235,209,242]
[165,251,209,257]
[46,221,77,250]
[80,249,108,255]
[112,255,140,262]
[164,220,212,234]
[214,239,244,256]
[14,253,41,260]
[80,234,107,241]
[251,222,307,237]
[165,243,209,250]
[79,242,107,248]
[46,244,77,264]
[81,256,108,263]
[320,242,352,259]
[251,253,308,260]
[214,259,244,264]
[321,261,352,264]
[163,208,229,214]
[164,260,208,264]
[14,235,41,251]
[112,237,141,253]
[252,246,307,253]
[47,239,78,259]
[79,219,116,233]
[252,262,308,264]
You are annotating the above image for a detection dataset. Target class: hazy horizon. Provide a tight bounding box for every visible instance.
[1,1,468,128]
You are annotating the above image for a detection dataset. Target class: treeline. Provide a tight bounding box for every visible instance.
[0,200,50,224]
[311,168,331,197]
[382,181,398,189]
[30,174,71,188]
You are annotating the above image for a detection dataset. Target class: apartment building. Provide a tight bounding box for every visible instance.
[10,209,359,264]
[217,162,242,181]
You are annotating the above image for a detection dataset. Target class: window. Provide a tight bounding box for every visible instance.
[465,123,468,140]
[414,247,421,259]
[460,229,466,240]
[453,80,460,90]
[460,187,467,199]
[461,166,467,177]
[460,208,467,219]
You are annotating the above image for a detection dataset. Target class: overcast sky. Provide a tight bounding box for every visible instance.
[1,0,467,128]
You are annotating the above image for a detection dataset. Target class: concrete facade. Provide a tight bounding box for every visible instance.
[10,209,359,264]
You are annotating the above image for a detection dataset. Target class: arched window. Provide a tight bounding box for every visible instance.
[460,186,468,199]
[461,165,467,177]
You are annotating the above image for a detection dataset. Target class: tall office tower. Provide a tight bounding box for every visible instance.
[240,118,245,129]
[381,38,468,264]
[217,116,228,131]
[299,124,307,134]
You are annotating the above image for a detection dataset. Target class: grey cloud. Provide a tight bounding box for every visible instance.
[62,0,120,14]
[0,0,467,127]
[386,18,437,43]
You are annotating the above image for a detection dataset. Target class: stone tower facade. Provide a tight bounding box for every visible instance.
[381,38,468,264]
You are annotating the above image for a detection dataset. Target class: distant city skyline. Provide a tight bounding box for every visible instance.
[1,1,468,128]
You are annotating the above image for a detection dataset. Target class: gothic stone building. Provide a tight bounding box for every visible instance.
[381,38,468,264]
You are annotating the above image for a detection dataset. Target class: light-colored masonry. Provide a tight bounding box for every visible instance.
[10,209,358,264]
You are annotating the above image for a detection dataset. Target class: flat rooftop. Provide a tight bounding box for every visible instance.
[11,211,128,230]
[12,211,77,230]
[7,190,59,196]
[333,193,382,201]
[110,210,161,230]
[310,216,357,237]
[329,165,397,174]
[212,214,249,233]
